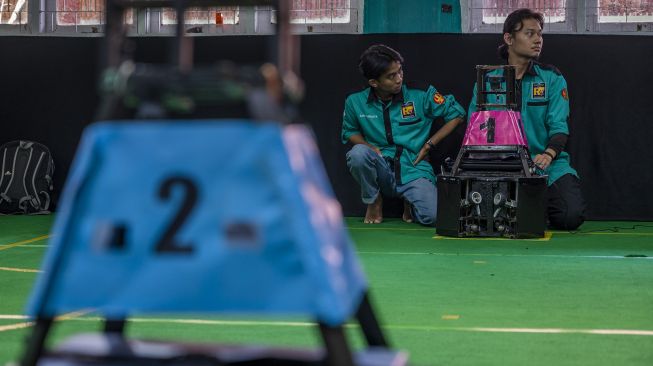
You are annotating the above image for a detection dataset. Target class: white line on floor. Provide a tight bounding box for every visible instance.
[356,251,652,259]
[0,266,41,273]
[0,235,50,251]
[1,314,652,336]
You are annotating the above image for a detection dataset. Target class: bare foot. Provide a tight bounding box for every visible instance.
[402,200,413,223]
[364,195,383,224]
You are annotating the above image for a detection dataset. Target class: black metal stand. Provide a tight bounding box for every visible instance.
[355,293,388,347]
[21,318,53,366]
[318,324,355,366]
[21,292,398,365]
[104,319,127,334]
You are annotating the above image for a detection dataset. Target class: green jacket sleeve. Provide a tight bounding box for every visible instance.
[341,96,360,144]
[423,85,466,122]
[546,74,570,137]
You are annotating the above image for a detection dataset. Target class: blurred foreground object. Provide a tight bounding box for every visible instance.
[19,1,406,365]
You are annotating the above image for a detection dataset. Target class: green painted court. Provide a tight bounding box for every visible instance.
[1,215,652,365]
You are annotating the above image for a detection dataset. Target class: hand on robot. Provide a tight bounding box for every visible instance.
[533,149,555,170]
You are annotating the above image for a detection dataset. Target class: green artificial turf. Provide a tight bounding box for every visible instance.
[1,215,652,365]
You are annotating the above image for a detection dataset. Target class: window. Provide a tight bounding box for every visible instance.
[0,0,360,34]
[56,0,103,26]
[468,0,575,32]
[289,0,352,24]
[479,0,567,24]
[53,2,238,29]
[0,0,28,25]
[588,0,653,31]
[597,0,653,22]
[265,0,359,33]
[466,0,653,33]
[154,6,241,35]
[161,6,239,25]
[45,1,240,34]
[45,0,133,33]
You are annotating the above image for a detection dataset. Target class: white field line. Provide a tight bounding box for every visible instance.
[0,310,88,332]
[0,266,41,273]
[357,251,652,259]
[1,314,652,336]
[0,235,50,251]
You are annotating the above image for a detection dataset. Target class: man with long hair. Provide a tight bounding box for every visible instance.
[468,9,586,229]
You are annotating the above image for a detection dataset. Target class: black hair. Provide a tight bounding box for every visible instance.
[358,44,404,80]
[498,8,545,60]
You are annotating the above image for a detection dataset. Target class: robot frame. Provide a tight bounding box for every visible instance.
[436,65,547,239]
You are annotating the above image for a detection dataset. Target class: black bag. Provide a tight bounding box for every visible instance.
[0,140,54,214]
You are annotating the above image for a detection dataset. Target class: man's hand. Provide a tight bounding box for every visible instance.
[413,142,431,165]
[533,150,555,170]
[348,134,381,156]
[368,143,382,156]
[413,117,462,166]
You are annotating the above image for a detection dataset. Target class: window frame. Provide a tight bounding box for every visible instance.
[39,10,128,35]
[1,0,361,36]
[253,1,361,35]
[464,0,653,34]
[466,0,578,33]
[584,0,653,32]
[0,0,31,34]
[145,6,248,36]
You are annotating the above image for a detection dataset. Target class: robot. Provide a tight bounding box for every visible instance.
[436,65,547,239]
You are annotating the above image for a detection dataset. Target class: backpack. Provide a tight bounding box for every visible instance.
[0,140,55,214]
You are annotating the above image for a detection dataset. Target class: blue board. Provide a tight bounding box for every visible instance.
[27,121,366,326]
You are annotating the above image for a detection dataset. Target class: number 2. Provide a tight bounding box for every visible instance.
[155,176,198,254]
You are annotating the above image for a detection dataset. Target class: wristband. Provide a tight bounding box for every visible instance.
[543,151,555,160]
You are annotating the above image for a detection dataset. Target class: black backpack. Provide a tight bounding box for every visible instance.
[0,140,54,214]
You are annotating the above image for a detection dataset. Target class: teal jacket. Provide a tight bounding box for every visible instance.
[468,61,578,185]
[342,84,465,185]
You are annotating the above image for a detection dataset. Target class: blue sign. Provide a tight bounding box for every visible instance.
[27,121,367,326]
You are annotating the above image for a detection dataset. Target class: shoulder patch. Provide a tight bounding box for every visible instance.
[561,88,569,100]
[433,92,445,105]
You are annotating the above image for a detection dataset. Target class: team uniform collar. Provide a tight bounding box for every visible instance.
[366,86,405,104]
[525,60,538,76]
[504,59,539,78]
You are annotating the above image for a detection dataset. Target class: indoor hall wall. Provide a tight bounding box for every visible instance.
[363,0,462,33]
[0,34,651,220]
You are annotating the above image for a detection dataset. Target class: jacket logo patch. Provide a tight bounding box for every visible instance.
[561,88,568,100]
[532,83,546,99]
[433,92,445,105]
[401,102,416,119]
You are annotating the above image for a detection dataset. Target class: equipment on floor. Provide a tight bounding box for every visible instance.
[435,65,547,239]
[0,140,54,214]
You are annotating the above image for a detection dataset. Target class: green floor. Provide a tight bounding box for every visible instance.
[1,215,653,365]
